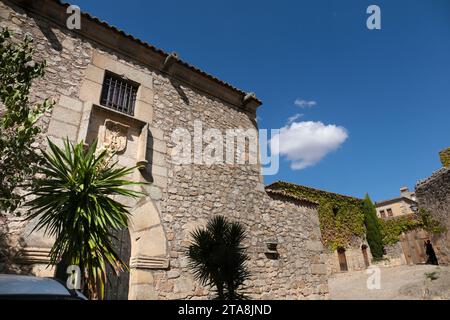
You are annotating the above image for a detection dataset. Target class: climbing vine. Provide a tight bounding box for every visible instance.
[379,215,421,246]
[379,208,446,246]
[268,182,365,251]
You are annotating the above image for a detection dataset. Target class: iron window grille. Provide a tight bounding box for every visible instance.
[100,72,139,116]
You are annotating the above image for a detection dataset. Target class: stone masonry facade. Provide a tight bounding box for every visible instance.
[415,166,450,266]
[0,0,329,299]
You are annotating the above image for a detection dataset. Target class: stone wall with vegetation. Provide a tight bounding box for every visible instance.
[380,242,406,266]
[416,167,450,265]
[0,0,94,275]
[0,0,328,299]
[266,181,366,251]
[266,182,372,273]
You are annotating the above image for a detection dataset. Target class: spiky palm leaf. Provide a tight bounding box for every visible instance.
[26,138,143,299]
[187,215,249,300]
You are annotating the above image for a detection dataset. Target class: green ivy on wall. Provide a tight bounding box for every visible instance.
[267,182,365,251]
[380,209,446,246]
[379,215,422,246]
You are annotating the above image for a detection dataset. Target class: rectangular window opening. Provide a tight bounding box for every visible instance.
[100,71,139,116]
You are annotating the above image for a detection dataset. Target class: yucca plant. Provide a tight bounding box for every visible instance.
[26,138,143,299]
[187,215,250,300]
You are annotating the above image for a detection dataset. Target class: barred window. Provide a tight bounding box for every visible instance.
[100,72,139,116]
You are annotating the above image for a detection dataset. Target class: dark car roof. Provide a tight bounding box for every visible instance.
[0,274,73,296]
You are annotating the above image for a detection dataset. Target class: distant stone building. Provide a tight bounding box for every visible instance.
[415,148,450,266]
[375,187,417,220]
[266,182,372,274]
[0,0,329,299]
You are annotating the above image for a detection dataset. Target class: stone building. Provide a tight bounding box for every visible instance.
[0,0,329,299]
[375,187,417,220]
[266,182,372,274]
[415,148,450,266]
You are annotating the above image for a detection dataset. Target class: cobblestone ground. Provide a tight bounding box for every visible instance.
[328,264,450,300]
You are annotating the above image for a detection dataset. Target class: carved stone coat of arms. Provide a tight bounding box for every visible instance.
[103,119,129,153]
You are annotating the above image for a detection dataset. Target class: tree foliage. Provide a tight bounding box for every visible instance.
[362,194,384,259]
[27,139,143,299]
[187,215,250,300]
[0,28,53,212]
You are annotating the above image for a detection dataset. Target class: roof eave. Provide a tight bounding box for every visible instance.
[9,0,262,111]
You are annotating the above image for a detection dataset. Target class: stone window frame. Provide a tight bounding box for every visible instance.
[387,208,393,217]
[100,71,140,116]
[77,52,155,168]
[79,52,153,124]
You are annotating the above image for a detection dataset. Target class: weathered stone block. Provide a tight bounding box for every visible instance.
[138,86,153,104]
[152,174,168,189]
[150,151,166,167]
[79,79,103,104]
[132,227,167,257]
[147,185,162,200]
[47,119,78,141]
[149,126,164,140]
[84,64,104,84]
[173,278,195,294]
[92,52,153,88]
[130,268,154,285]
[59,95,83,112]
[0,8,10,19]
[129,200,162,232]
[129,283,157,300]
[311,264,327,275]
[306,240,323,252]
[167,270,180,279]
[135,100,153,123]
[152,164,168,177]
[51,105,81,125]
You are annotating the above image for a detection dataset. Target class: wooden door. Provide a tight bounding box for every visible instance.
[362,245,370,267]
[105,227,131,300]
[337,248,348,272]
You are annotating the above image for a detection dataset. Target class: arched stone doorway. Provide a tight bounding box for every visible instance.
[127,197,169,300]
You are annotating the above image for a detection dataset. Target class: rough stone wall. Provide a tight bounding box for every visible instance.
[0,0,329,299]
[380,242,407,267]
[324,239,372,274]
[0,1,94,274]
[415,167,450,265]
[141,62,328,300]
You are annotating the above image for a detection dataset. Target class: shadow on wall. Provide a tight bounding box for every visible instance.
[0,214,32,275]
[140,126,155,183]
[33,14,63,51]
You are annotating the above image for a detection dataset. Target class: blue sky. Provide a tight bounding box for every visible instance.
[72,0,450,201]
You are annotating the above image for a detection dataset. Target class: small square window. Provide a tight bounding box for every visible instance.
[387,208,393,217]
[380,210,386,218]
[100,71,139,116]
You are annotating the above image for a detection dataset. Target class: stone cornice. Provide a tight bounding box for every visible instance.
[130,255,169,270]
[7,0,262,112]
[15,247,53,264]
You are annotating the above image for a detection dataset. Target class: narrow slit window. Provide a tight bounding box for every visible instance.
[100,72,139,116]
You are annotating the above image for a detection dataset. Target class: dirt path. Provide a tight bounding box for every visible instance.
[328,264,450,300]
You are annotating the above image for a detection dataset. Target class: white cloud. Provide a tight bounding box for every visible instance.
[270,121,348,170]
[286,113,303,125]
[294,99,317,108]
